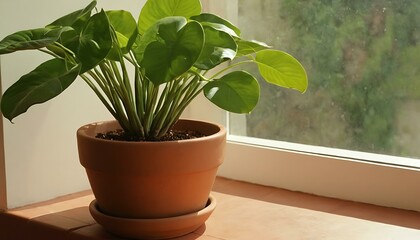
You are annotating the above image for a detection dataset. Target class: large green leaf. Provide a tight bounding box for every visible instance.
[77,10,112,73]
[0,27,71,54]
[204,71,259,113]
[194,26,237,70]
[134,16,187,66]
[141,19,204,84]
[47,28,80,57]
[1,59,81,122]
[106,10,138,55]
[46,1,97,55]
[256,49,308,93]
[236,39,270,57]
[138,0,201,34]
[47,0,96,32]
[190,13,240,37]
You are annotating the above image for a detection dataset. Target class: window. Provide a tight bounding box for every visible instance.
[232,0,420,161]
[193,0,420,211]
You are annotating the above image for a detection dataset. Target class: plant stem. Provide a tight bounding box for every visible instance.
[208,60,254,80]
[38,49,62,59]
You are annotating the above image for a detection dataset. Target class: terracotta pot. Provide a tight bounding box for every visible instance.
[77,119,226,220]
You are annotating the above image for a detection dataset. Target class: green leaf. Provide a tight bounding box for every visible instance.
[46,1,97,55]
[236,39,271,57]
[256,49,308,93]
[47,28,80,57]
[141,19,204,85]
[190,13,241,37]
[47,0,96,32]
[134,16,187,66]
[1,59,81,122]
[47,1,96,56]
[0,27,71,54]
[77,10,112,73]
[194,26,237,70]
[204,71,260,113]
[106,10,138,54]
[138,0,201,34]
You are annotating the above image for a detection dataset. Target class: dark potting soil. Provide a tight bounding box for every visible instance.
[95,129,206,142]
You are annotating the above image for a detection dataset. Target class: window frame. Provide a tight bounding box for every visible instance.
[194,0,420,212]
[186,96,420,212]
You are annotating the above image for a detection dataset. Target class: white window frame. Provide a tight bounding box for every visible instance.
[186,96,420,212]
[195,0,420,212]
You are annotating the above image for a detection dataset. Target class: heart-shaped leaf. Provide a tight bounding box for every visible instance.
[204,71,260,113]
[133,16,187,65]
[0,27,71,54]
[46,0,97,55]
[138,0,201,34]
[1,59,81,122]
[236,39,271,57]
[141,18,204,84]
[77,10,112,73]
[194,26,237,70]
[191,13,240,37]
[47,0,96,33]
[256,49,308,93]
[106,10,138,55]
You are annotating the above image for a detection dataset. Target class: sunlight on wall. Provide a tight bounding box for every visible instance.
[0,0,145,208]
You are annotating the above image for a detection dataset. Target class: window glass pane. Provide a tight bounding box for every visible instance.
[230,0,420,159]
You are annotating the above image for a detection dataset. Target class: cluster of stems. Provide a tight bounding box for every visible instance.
[80,54,205,140]
[52,25,205,140]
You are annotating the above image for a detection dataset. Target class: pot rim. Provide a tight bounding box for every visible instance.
[77,118,226,145]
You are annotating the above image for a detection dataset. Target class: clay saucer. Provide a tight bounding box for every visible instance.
[89,194,216,239]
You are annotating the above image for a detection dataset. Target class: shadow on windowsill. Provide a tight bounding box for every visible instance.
[212,177,420,230]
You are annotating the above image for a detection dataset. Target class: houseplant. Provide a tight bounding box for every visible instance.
[0,0,307,238]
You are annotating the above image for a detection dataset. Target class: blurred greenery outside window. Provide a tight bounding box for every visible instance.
[230,0,420,162]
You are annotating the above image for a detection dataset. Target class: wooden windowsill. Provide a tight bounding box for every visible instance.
[1,177,420,239]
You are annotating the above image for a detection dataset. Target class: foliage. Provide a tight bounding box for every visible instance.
[0,0,307,140]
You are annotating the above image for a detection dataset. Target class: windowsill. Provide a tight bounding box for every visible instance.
[1,177,420,239]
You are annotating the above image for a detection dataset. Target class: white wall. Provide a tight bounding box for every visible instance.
[0,0,145,208]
